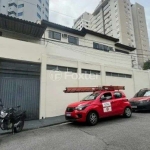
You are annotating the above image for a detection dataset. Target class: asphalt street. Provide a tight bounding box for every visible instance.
[0,113,150,150]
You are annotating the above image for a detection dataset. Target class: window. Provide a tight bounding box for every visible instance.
[101,92,112,100]
[37,13,41,19]
[106,72,132,78]
[45,8,49,13]
[9,3,17,7]
[18,4,24,8]
[37,4,41,11]
[114,92,122,98]
[82,69,100,75]
[46,1,49,5]
[49,31,61,40]
[68,35,79,45]
[45,15,48,20]
[93,42,113,52]
[8,11,16,16]
[18,12,23,17]
[83,93,100,101]
[47,65,77,73]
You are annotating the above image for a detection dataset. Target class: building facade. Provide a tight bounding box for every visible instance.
[132,3,150,68]
[73,0,150,69]
[0,0,49,22]
[0,14,150,120]
[73,12,92,31]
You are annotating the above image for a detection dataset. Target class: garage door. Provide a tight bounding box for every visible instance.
[0,60,40,120]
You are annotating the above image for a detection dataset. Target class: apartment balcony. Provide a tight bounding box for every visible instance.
[104,17,111,24]
[8,5,17,12]
[103,3,110,11]
[105,22,112,29]
[96,15,102,21]
[105,27,112,35]
[103,7,110,16]
[104,13,111,21]
[96,11,102,18]
[8,11,17,17]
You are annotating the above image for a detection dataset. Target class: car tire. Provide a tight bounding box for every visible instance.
[123,107,132,118]
[86,111,98,126]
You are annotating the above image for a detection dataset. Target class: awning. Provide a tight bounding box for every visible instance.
[115,43,136,51]
[0,14,46,38]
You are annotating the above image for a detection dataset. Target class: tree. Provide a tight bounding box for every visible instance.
[143,60,150,70]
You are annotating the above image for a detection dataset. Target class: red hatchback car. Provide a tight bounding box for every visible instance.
[129,88,150,111]
[65,86,132,125]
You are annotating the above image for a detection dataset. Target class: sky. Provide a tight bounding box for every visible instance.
[49,0,150,39]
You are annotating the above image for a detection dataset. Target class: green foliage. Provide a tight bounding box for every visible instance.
[143,60,150,70]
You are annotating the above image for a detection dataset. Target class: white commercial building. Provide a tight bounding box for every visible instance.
[0,14,150,120]
[73,0,150,69]
[0,0,49,22]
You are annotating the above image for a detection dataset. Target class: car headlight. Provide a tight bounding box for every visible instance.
[0,111,8,118]
[75,105,88,111]
[139,100,149,103]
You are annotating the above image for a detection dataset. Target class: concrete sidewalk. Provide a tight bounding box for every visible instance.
[0,115,67,135]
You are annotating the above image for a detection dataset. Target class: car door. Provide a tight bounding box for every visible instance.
[99,92,115,117]
[112,91,124,115]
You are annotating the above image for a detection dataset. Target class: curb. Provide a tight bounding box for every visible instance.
[0,121,69,135]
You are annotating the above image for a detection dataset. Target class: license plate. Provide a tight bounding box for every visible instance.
[66,113,71,116]
[131,106,137,108]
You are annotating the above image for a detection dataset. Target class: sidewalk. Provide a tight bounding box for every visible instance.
[0,115,67,135]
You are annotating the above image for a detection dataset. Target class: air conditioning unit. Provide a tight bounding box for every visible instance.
[62,34,68,38]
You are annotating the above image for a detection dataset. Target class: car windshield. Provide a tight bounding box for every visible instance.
[134,90,150,97]
[82,93,100,101]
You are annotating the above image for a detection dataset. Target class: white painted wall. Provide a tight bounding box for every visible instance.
[0,36,150,119]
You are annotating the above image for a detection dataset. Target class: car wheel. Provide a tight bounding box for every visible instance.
[86,111,98,126]
[123,107,132,118]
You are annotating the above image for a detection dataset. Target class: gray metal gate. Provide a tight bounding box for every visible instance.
[0,60,40,120]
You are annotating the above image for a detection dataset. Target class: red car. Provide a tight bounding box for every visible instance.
[129,88,150,111]
[65,86,132,125]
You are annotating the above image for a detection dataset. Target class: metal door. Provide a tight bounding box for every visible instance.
[0,60,40,120]
[0,76,40,120]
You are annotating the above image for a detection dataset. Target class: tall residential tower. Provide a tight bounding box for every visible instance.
[73,0,150,68]
[0,0,49,22]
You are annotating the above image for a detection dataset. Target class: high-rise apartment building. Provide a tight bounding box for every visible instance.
[132,3,150,67]
[0,0,49,22]
[73,0,150,68]
[73,12,92,31]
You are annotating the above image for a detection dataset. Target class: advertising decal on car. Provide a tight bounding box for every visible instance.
[102,102,112,112]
